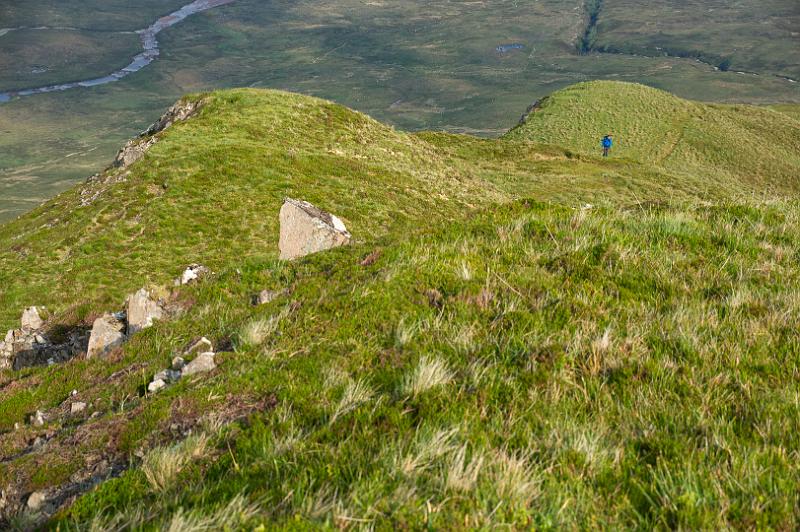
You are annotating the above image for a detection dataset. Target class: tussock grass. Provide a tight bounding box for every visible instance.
[402,355,454,397]
[329,379,374,425]
[141,434,208,492]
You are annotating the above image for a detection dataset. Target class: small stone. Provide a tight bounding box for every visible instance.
[148,379,166,393]
[30,410,45,427]
[13,422,20,430]
[86,313,127,359]
[279,198,351,260]
[34,334,46,344]
[70,402,87,414]
[154,369,181,383]
[184,337,213,356]
[27,491,46,511]
[176,264,210,286]
[181,352,216,376]
[71,389,78,396]
[254,289,283,305]
[171,356,186,371]
[21,307,44,331]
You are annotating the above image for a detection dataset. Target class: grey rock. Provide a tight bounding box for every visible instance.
[21,307,44,331]
[176,264,211,286]
[86,313,126,359]
[279,198,351,260]
[26,490,46,511]
[70,402,87,414]
[126,288,165,335]
[184,337,213,356]
[154,369,181,383]
[181,352,216,376]
[171,356,186,371]
[148,379,167,393]
[34,334,46,345]
[254,289,285,305]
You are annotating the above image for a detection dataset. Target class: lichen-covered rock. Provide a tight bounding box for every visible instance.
[126,288,164,335]
[20,307,44,331]
[86,313,126,359]
[184,337,213,356]
[176,264,211,286]
[182,352,216,376]
[147,379,166,393]
[279,198,351,260]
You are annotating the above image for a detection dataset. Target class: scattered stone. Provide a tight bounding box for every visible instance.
[13,422,20,431]
[70,402,87,414]
[71,389,78,396]
[20,307,44,331]
[176,264,211,286]
[147,379,167,393]
[184,337,213,356]
[30,410,45,427]
[126,288,165,335]
[171,356,186,371]
[34,334,46,344]
[253,289,285,306]
[182,352,216,376]
[154,369,181,383]
[26,491,46,511]
[86,313,127,359]
[278,198,351,260]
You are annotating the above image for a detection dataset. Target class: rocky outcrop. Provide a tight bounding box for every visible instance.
[112,99,203,171]
[1,308,88,370]
[126,288,165,335]
[279,198,351,260]
[146,337,217,393]
[516,97,549,127]
[86,313,126,359]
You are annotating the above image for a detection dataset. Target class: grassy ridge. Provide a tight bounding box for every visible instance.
[1,81,800,528]
[507,81,800,193]
[0,82,759,332]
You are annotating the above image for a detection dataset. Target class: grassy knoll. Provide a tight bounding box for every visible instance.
[508,81,800,192]
[1,82,800,528]
[2,0,799,222]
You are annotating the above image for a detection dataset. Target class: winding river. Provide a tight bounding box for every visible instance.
[0,0,236,103]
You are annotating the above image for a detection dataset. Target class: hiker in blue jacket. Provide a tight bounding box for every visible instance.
[602,134,613,157]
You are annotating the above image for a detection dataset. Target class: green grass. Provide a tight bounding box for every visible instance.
[2,81,800,528]
[507,81,800,192]
[1,0,799,222]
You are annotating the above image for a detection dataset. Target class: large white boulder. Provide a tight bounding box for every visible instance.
[126,288,164,335]
[86,313,126,359]
[279,198,351,260]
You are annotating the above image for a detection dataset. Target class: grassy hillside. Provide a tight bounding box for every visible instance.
[508,81,800,193]
[2,81,800,528]
[3,0,799,223]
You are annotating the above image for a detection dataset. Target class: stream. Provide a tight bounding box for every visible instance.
[0,0,236,103]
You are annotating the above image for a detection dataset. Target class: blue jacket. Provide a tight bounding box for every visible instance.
[602,137,612,148]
